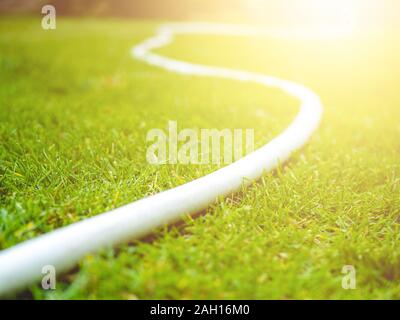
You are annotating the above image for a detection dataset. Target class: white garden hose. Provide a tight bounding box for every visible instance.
[0,23,323,295]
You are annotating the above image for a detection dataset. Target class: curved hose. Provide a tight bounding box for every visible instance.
[0,23,323,295]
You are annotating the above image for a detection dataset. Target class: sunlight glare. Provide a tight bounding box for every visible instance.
[244,0,364,37]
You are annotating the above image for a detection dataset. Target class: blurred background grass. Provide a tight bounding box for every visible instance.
[0,0,398,31]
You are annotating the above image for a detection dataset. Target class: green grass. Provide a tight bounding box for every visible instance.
[0,16,399,299]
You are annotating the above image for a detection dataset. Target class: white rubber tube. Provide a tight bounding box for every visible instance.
[0,23,322,295]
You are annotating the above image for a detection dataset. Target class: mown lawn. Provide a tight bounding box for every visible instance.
[0,16,399,299]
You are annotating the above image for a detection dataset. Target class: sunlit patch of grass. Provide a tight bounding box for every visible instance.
[1,17,399,299]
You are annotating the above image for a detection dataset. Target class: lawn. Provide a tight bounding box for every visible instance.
[0,16,399,299]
